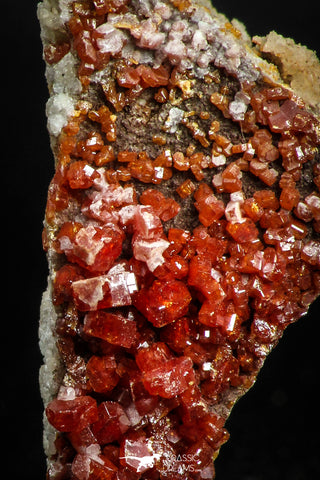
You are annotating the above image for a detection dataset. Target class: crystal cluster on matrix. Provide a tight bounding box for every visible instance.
[40,0,320,479]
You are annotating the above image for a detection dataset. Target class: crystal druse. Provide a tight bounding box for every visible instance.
[38,1,320,478]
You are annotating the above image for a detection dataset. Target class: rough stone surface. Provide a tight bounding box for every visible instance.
[38,1,320,478]
[253,31,320,113]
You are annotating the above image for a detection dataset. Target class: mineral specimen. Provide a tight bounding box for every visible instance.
[38,0,320,478]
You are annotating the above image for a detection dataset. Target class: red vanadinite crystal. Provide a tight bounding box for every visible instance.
[71,452,117,480]
[53,264,84,305]
[44,42,70,64]
[194,184,225,226]
[92,401,131,444]
[226,218,259,243]
[139,188,180,221]
[86,355,120,393]
[119,431,155,474]
[58,223,124,273]
[84,310,138,347]
[42,2,320,478]
[46,396,99,432]
[67,161,100,189]
[141,355,196,398]
[134,279,192,327]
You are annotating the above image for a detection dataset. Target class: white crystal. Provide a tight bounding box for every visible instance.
[192,30,207,50]
[74,225,107,267]
[72,276,106,310]
[211,153,226,167]
[106,263,138,305]
[118,205,137,225]
[57,386,76,401]
[46,93,75,137]
[164,39,187,63]
[164,107,185,133]
[96,23,127,54]
[134,206,162,238]
[135,19,166,49]
[46,52,82,96]
[225,200,244,223]
[133,238,170,271]
[229,99,248,121]
[230,191,245,203]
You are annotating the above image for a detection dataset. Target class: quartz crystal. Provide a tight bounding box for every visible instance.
[38,0,320,478]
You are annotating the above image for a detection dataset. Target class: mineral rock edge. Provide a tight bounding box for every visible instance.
[38,1,320,478]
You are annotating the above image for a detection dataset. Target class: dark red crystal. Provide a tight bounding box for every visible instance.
[92,401,131,444]
[86,355,120,393]
[134,279,192,327]
[46,396,99,433]
[84,311,138,348]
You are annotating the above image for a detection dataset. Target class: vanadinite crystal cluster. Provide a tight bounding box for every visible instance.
[38,0,320,479]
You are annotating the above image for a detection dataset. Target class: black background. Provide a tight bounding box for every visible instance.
[5,1,320,479]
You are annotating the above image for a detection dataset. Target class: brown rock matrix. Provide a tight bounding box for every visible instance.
[38,1,320,478]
